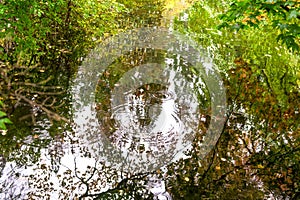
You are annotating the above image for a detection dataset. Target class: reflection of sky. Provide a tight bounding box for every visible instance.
[0,132,112,199]
[109,57,201,157]
[0,29,218,199]
[0,63,203,199]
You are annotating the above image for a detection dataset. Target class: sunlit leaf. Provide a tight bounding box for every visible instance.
[0,111,7,118]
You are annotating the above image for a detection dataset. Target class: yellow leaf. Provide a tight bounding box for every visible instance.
[257,164,264,169]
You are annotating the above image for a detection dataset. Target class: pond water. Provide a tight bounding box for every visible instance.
[0,0,228,199]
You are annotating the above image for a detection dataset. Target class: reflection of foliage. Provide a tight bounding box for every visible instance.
[165,58,299,199]
[0,0,126,123]
[2,0,299,199]
[1,1,168,199]
[116,0,164,29]
[0,0,130,161]
[169,0,300,199]
[95,48,166,136]
[95,48,210,139]
[26,143,155,199]
[225,58,299,198]
[176,0,299,105]
[0,164,27,199]
[218,0,300,51]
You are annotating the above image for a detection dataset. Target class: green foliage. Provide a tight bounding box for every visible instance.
[74,0,127,45]
[218,0,300,51]
[175,0,299,106]
[0,0,165,171]
[0,0,129,74]
[1,0,65,61]
[0,0,128,122]
[0,0,299,198]
[0,0,131,162]
[116,0,164,28]
[170,0,300,199]
[0,100,12,130]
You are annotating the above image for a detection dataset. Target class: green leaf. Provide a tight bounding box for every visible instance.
[288,10,299,20]
[0,111,7,118]
[0,122,7,130]
[0,118,12,130]
[0,118,12,124]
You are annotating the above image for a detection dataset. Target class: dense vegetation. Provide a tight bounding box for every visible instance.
[0,0,299,199]
[219,0,300,51]
[169,0,299,199]
[0,0,163,155]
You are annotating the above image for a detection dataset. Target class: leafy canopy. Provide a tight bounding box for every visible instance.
[218,0,300,51]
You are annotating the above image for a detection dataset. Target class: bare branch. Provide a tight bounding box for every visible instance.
[15,92,69,123]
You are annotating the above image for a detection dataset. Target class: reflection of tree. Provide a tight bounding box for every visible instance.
[25,143,155,199]
[96,47,207,127]
[1,0,156,165]
[165,57,300,199]
[95,48,167,138]
[78,166,152,199]
[22,47,210,199]
[95,47,208,167]
[0,0,168,199]
[23,57,298,199]
[130,83,167,127]
[0,155,5,176]
[0,0,76,162]
[0,163,28,199]
[116,0,164,28]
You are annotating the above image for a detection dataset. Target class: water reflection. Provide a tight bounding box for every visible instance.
[77,40,213,173]
[66,26,226,198]
[109,83,181,150]
[0,1,227,198]
[100,58,202,162]
[70,24,226,197]
[148,174,172,200]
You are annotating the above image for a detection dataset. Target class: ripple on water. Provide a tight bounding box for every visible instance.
[109,87,183,154]
[71,27,227,173]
